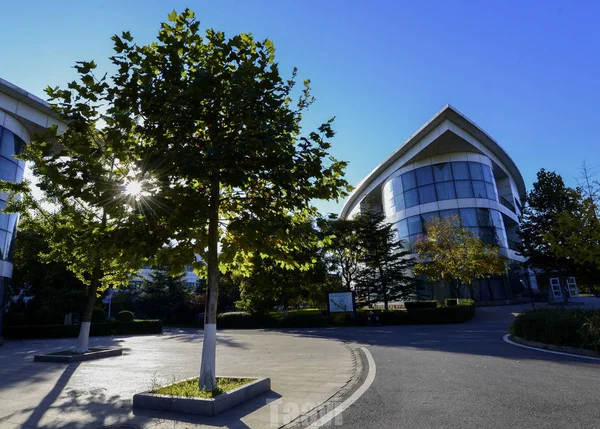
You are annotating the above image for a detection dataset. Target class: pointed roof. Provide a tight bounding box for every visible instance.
[340,104,526,218]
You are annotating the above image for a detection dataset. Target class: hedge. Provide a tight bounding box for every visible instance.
[215,301,476,329]
[4,320,163,339]
[510,309,600,352]
[405,300,439,309]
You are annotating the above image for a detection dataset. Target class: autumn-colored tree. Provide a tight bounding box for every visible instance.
[413,215,506,299]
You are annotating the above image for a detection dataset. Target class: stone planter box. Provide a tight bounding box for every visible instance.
[133,376,271,416]
[34,347,123,363]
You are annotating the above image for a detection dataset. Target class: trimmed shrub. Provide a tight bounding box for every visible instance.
[116,310,135,322]
[3,320,162,339]
[379,300,475,325]
[445,298,458,307]
[216,312,278,329]
[279,312,328,328]
[405,300,439,310]
[510,309,600,352]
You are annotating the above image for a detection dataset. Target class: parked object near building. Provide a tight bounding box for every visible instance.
[0,79,67,344]
[341,105,535,303]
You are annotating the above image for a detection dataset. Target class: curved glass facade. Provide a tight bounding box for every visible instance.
[393,207,506,251]
[384,161,498,216]
[0,126,26,262]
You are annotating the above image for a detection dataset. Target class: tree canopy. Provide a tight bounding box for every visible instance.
[413,215,506,298]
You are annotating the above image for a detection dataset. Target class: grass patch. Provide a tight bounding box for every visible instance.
[151,377,255,398]
[47,347,104,356]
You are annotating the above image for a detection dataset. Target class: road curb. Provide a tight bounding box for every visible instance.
[280,342,372,429]
[503,334,600,361]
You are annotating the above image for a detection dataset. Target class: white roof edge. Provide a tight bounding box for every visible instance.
[340,104,526,218]
[0,77,60,120]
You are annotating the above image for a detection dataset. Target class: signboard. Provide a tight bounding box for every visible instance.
[328,292,355,313]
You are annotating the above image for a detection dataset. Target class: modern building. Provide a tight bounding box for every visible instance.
[341,105,536,302]
[0,78,67,342]
[130,265,202,290]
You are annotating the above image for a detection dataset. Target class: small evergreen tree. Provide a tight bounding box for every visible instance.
[355,210,417,311]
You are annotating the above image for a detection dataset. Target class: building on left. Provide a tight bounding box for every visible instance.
[0,78,67,342]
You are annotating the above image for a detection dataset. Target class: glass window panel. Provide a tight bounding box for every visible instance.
[404,188,419,208]
[482,164,494,183]
[454,180,474,198]
[490,210,504,229]
[415,166,434,186]
[392,177,404,196]
[401,170,417,190]
[418,184,436,204]
[452,161,470,180]
[7,232,15,260]
[7,213,17,233]
[460,208,478,226]
[15,166,24,183]
[469,162,484,181]
[0,129,16,160]
[477,208,491,227]
[0,161,17,182]
[485,182,497,201]
[433,163,453,182]
[409,234,422,249]
[440,209,459,221]
[14,135,26,156]
[472,181,487,199]
[396,219,409,238]
[394,194,405,211]
[4,233,12,260]
[0,231,6,260]
[399,237,411,251]
[468,226,481,237]
[0,214,8,231]
[435,182,456,200]
[421,211,440,231]
[480,227,497,245]
[407,215,422,235]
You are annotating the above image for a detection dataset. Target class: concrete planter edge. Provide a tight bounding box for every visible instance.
[133,376,271,417]
[34,347,123,363]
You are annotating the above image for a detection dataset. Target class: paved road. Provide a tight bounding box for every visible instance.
[0,328,354,428]
[281,305,600,429]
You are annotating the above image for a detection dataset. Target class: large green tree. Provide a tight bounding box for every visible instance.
[105,10,350,389]
[0,62,167,352]
[518,169,580,274]
[354,210,417,310]
[319,214,363,291]
[413,215,506,299]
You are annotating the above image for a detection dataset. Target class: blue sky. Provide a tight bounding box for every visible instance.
[1,0,599,215]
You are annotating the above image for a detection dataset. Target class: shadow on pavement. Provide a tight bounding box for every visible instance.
[274,305,600,368]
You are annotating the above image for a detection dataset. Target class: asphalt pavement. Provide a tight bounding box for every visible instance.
[281,304,600,429]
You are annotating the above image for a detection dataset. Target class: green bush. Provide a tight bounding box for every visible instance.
[405,300,439,310]
[445,298,458,307]
[510,309,600,351]
[116,310,135,322]
[380,301,475,325]
[3,320,162,339]
[279,312,328,328]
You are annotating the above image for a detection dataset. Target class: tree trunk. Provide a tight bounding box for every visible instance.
[75,264,101,353]
[199,177,220,391]
[379,265,388,312]
[454,280,461,304]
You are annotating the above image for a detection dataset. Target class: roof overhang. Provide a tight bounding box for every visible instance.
[340,104,526,218]
[0,77,66,136]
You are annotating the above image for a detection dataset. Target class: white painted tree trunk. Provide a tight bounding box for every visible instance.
[199,176,220,391]
[75,321,91,353]
[199,323,217,390]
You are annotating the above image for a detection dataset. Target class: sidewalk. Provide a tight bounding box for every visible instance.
[0,328,356,428]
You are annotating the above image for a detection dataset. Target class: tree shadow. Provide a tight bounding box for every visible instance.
[161,327,247,348]
[0,335,126,393]
[273,305,600,368]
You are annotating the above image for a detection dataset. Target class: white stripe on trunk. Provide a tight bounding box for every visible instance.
[199,323,217,390]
